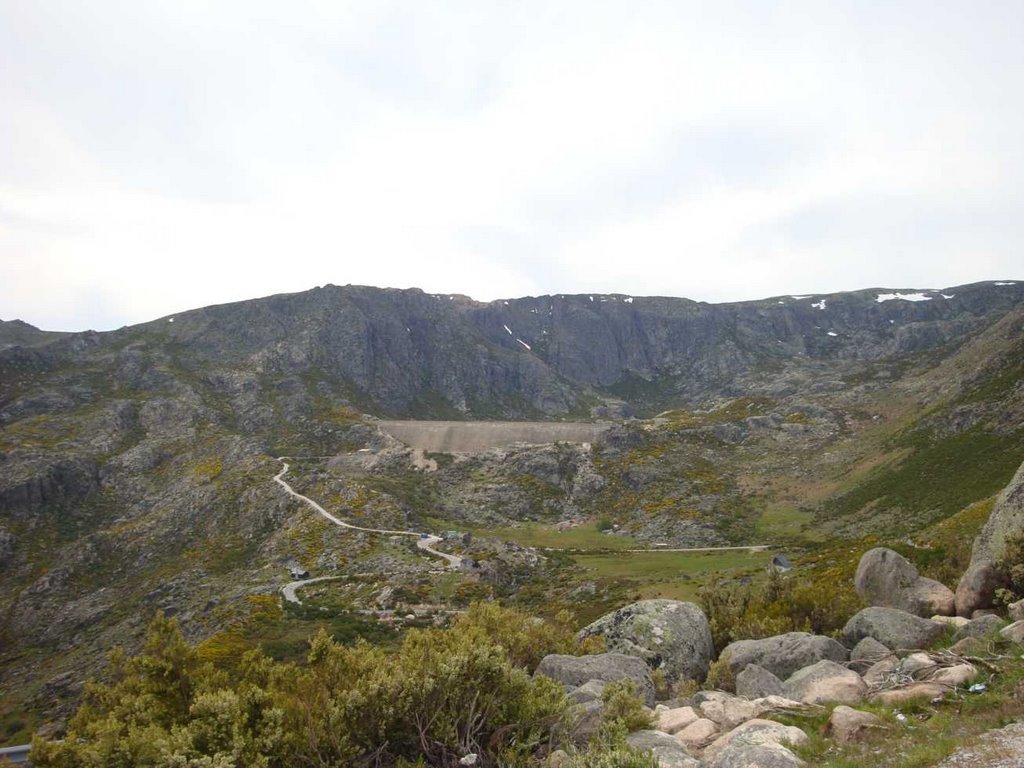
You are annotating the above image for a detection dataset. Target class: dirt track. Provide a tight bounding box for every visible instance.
[377,420,614,452]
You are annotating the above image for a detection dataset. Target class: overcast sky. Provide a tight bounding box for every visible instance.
[2,1,1022,331]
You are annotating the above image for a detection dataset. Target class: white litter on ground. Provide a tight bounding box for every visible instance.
[812,299,827,310]
[516,338,531,350]
[995,282,1016,286]
[168,317,175,323]
[941,294,955,299]
[503,324,512,335]
[827,331,838,337]
[624,297,634,303]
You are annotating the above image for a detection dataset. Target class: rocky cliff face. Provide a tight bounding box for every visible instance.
[5,280,1020,422]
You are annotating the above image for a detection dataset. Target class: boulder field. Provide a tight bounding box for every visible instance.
[534,539,1023,767]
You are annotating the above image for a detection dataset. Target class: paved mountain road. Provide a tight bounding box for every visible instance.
[273,458,463,586]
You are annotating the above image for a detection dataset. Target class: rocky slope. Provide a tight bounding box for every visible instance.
[1,280,1023,743]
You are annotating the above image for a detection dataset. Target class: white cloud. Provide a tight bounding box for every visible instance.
[0,1,1022,330]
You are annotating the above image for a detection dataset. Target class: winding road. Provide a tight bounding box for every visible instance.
[273,458,462,603]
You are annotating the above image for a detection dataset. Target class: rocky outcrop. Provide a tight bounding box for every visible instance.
[535,652,656,706]
[970,460,1024,565]
[842,607,944,650]
[854,548,955,616]
[955,561,1004,617]
[719,632,848,680]
[578,600,714,683]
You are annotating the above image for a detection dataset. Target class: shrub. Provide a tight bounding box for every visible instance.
[699,570,863,653]
[31,605,580,767]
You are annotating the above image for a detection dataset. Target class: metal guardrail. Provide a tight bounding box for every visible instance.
[0,743,31,764]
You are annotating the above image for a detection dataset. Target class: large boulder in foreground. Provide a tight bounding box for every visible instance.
[842,607,944,650]
[855,547,955,616]
[719,632,848,681]
[579,599,714,683]
[969,459,1024,566]
[955,561,1004,618]
[535,652,655,706]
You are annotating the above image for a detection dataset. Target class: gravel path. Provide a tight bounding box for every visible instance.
[934,721,1024,767]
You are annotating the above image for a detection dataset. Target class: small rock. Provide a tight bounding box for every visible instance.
[953,614,1004,642]
[703,718,808,761]
[850,637,891,665]
[703,741,805,768]
[842,607,945,650]
[898,652,936,677]
[1008,598,1024,622]
[931,615,970,628]
[694,691,765,730]
[972,609,1000,619]
[928,663,977,687]
[459,754,478,766]
[784,660,867,705]
[657,706,700,735]
[955,561,1003,618]
[536,652,656,706]
[548,749,569,768]
[719,632,848,680]
[999,620,1024,643]
[675,718,719,748]
[862,656,900,686]
[870,683,946,706]
[567,679,606,704]
[735,664,784,699]
[825,705,884,743]
[625,731,701,768]
[949,636,989,655]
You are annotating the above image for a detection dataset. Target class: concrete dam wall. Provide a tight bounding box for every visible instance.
[377,420,614,453]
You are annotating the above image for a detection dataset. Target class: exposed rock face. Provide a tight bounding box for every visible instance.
[783,660,867,706]
[534,653,655,706]
[842,607,944,650]
[735,664,784,699]
[826,706,883,743]
[719,632,849,680]
[854,547,955,616]
[955,561,1004,617]
[970,460,1024,565]
[624,731,700,768]
[578,600,714,683]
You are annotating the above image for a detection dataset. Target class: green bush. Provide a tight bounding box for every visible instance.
[699,570,864,653]
[30,606,583,767]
